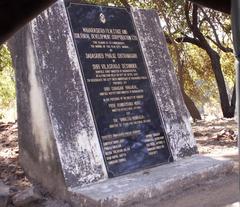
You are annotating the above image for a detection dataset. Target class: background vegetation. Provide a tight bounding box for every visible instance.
[0,45,15,121]
[0,0,235,121]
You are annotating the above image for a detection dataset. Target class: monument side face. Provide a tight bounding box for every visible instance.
[9,25,67,194]
[131,8,197,159]
[10,0,108,190]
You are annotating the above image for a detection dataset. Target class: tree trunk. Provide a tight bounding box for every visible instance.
[181,3,236,118]
[207,49,235,117]
[155,1,202,121]
[182,89,202,121]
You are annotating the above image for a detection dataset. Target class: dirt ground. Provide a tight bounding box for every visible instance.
[192,118,239,171]
[0,122,31,192]
[192,118,238,155]
[0,118,239,206]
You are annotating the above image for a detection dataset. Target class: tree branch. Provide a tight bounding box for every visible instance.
[184,1,193,30]
[206,35,233,53]
[192,4,199,31]
[175,35,205,50]
[200,8,233,53]
[120,0,130,8]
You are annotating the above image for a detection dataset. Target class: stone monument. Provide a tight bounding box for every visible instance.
[9,1,233,206]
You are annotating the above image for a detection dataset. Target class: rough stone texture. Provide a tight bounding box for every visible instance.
[9,25,67,195]
[69,156,234,207]
[29,1,108,188]
[0,181,10,207]
[9,0,107,191]
[131,8,197,160]
[12,187,42,207]
[40,200,71,207]
[10,1,199,201]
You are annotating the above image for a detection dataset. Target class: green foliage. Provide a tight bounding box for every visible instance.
[0,45,15,119]
[168,43,218,107]
[159,0,234,116]
[0,0,235,119]
[88,0,235,116]
[221,52,235,86]
[184,45,218,105]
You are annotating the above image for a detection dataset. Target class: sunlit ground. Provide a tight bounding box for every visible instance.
[0,104,17,123]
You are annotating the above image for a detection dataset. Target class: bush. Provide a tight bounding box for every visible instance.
[0,45,16,120]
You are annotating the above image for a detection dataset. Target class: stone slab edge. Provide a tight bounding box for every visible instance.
[67,155,234,207]
[131,8,197,159]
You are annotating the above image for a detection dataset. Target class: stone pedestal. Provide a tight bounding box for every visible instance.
[68,155,234,207]
[7,1,215,206]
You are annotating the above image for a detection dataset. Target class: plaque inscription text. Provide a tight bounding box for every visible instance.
[67,4,172,177]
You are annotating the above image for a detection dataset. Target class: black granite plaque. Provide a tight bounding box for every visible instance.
[67,3,173,177]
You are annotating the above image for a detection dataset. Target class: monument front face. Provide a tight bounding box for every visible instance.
[67,4,172,177]
[11,0,196,192]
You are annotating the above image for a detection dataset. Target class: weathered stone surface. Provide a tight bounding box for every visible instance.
[10,1,200,203]
[9,24,67,195]
[69,156,234,207]
[9,0,107,191]
[0,181,10,207]
[131,8,197,159]
[67,3,173,177]
[12,187,42,207]
[42,200,71,207]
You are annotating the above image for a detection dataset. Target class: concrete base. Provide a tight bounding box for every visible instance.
[68,155,234,207]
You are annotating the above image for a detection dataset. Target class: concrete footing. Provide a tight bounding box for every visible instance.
[68,155,234,207]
